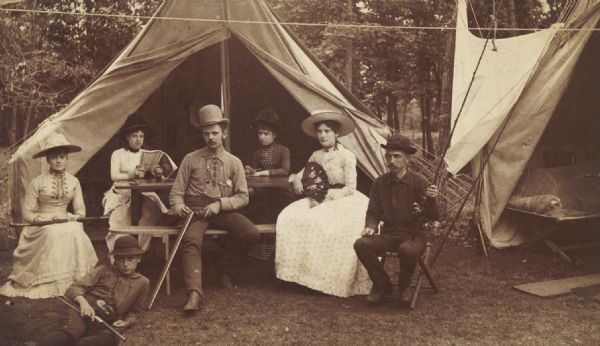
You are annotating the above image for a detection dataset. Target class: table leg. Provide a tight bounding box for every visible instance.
[131,191,141,226]
[165,235,171,296]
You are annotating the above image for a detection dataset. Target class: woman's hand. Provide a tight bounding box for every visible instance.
[253,170,269,177]
[151,165,164,179]
[244,165,255,176]
[133,165,145,179]
[308,198,319,208]
[292,175,304,195]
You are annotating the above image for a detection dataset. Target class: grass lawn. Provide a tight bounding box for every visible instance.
[1,233,599,345]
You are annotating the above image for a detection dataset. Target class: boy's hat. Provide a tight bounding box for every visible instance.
[301,110,355,138]
[191,104,229,128]
[380,133,417,155]
[111,235,145,256]
[32,132,82,159]
[253,108,281,132]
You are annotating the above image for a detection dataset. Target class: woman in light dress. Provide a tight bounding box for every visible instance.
[0,133,97,298]
[275,110,372,297]
[103,116,170,252]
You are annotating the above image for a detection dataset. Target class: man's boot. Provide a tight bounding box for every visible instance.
[183,290,203,313]
[365,284,392,305]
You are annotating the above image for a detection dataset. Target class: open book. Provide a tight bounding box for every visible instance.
[140,150,178,179]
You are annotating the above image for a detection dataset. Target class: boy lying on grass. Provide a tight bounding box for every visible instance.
[39,235,149,345]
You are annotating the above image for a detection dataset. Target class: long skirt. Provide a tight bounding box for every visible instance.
[0,222,97,299]
[275,192,372,297]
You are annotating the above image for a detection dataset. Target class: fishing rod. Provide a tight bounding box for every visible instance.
[9,216,108,227]
[56,296,126,342]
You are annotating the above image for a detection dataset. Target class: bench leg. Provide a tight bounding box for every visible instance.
[543,239,573,264]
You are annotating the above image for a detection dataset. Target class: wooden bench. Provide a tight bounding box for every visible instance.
[109,224,276,296]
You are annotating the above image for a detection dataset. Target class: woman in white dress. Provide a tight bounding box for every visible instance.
[0,133,97,298]
[275,110,372,297]
[103,116,169,252]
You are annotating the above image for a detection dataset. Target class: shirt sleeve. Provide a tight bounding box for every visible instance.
[325,149,357,201]
[219,158,249,211]
[110,150,132,181]
[268,146,290,176]
[169,155,190,208]
[22,178,40,223]
[365,179,383,230]
[72,178,86,218]
[122,277,149,325]
[65,265,103,302]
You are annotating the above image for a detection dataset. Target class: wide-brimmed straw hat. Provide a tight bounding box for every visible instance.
[301,110,355,138]
[32,132,82,159]
[252,108,281,133]
[191,104,229,128]
[111,235,145,257]
[380,133,417,155]
[118,115,153,137]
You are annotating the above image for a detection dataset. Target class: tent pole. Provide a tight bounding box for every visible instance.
[220,40,231,151]
[221,0,231,151]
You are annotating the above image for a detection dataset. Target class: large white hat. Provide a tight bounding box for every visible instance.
[301,110,355,138]
[32,132,82,159]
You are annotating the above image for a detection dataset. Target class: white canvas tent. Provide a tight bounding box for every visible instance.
[9,0,391,220]
[446,0,600,247]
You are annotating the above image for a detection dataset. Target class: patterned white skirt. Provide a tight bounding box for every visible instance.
[0,222,97,299]
[275,192,372,297]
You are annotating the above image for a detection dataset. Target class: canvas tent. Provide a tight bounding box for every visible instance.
[446,0,600,247]
[9,0,391,220]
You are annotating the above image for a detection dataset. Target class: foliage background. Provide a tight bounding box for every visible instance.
[0,0,567,153]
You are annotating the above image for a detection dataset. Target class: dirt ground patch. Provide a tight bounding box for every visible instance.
[1,234,599,345]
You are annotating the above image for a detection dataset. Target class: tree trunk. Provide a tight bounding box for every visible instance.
[23,102,34,139]
[386,94,398,130]
[9,103,18,146]
[506,0,519,36]
[343,0,354,91]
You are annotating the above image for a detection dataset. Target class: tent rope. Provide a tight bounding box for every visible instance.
[1,7,599,32]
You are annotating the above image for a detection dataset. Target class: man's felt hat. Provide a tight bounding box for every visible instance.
[380,133,417,155]
[118,115,153,137]
[252,108,281,132]
[32,132,82,159]
[111,235,145,257]
[301,109,355,138]
[191,104,229,128]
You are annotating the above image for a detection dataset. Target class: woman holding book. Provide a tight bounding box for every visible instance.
[0,132,97,298]
[103,116,175,252]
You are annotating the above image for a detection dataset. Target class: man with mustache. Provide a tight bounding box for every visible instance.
[354,133,439,307]
[170,105,260,313]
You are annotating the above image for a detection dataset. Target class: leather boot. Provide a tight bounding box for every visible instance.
[220,273,234,289]
[398,285,412,308]
[183,290,203,313]
[365,284,392,305]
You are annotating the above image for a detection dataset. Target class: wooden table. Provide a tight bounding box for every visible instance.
[114,176,290,225]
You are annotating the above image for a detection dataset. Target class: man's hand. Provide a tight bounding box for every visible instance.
[172,204,192,217]
[75,296,95,320]
[112,320,131,329]
[203,201,221,218]
[96,299,114,316]
[425,185,438,199]
[361,227,376,237]
[292,175,303,195]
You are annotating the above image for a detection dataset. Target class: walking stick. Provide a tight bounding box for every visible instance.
[147,211,195,310]
[10,216,108,227]
[56,296,126,342]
